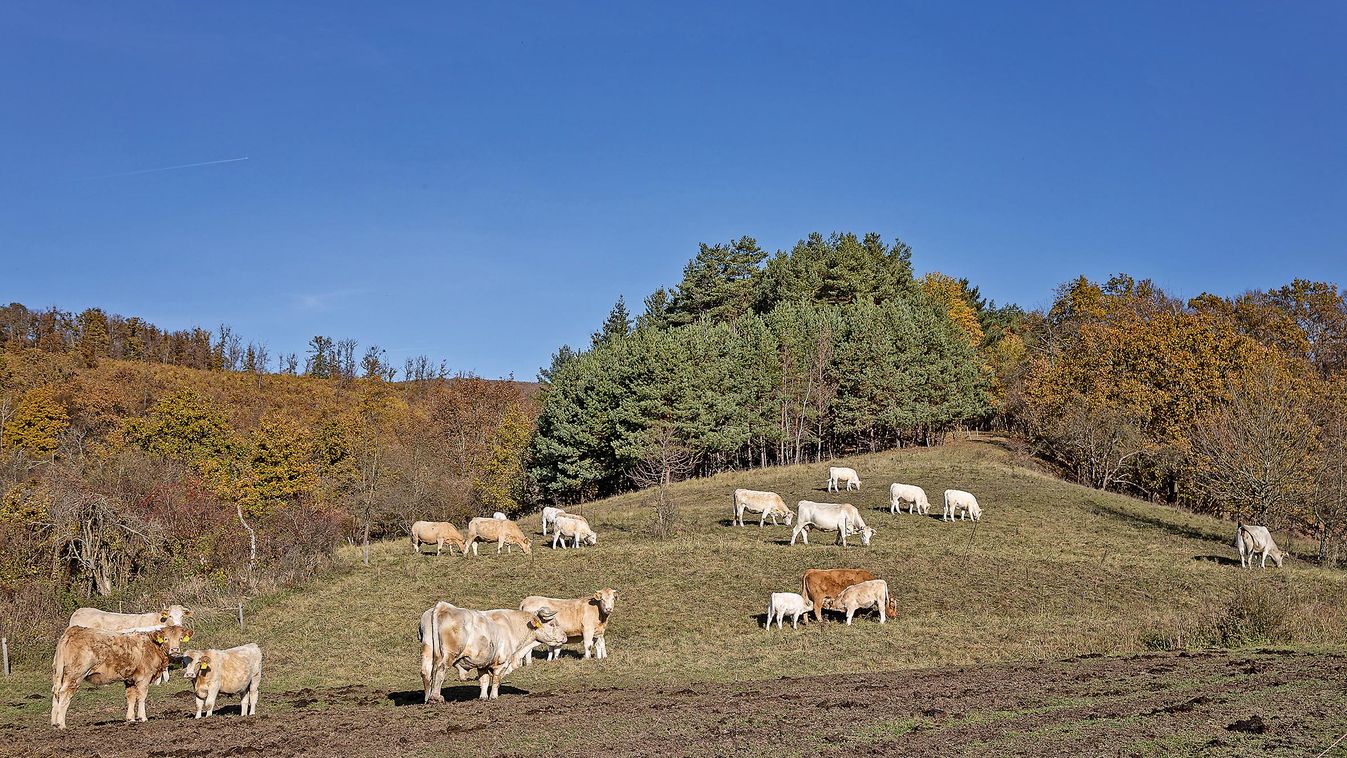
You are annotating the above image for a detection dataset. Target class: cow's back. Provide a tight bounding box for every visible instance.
[802,568,877,597]
[521,595,589,635]
[68,608,152,631]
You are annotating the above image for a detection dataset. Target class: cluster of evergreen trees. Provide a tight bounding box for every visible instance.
[528,232,993,503]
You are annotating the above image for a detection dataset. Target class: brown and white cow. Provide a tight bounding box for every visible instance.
[800,568,897,623]
[463,517,533,556]
[50,624,191,729]
[181,643,263,718]
[519,588,617,661]
[410,520,467,556]
[418,602,566,701]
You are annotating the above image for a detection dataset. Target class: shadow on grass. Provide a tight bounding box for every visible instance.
[387,685,528,706]
[1088,501,1228,545]
[1192,555,1241,567]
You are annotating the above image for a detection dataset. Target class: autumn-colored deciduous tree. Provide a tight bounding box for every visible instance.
[475,402,533,515]
[921,272,984,349]
[3,386,70,457]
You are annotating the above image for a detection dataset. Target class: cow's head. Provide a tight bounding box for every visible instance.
[519,537,533,555]
[192,652,219,691]
[885,595,898,619]
[526,607,568,647]
[158,604,192,625]
[820,595,837,612]
[859,527,875,546]
[801,596,814,612]
[1270,547,1286,568]
[152,625,191,656]
[783,510,795,526]
[584,531,598,546]
[593,588,617,615]
[178,650,204,679]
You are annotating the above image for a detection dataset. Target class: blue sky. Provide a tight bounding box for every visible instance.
[2,2,1343,378]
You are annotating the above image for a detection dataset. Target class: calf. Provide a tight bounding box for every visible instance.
[823,579,891,625]
[51,624,191,729]
[519,588,617,661]
[942,489,981,522]
[828,466,861,492]
[541,506,568,536]
[183,643,263,718]
[410,520,466,556]
[765,592,813,629]
[890,483,930,515]
[551,514,598,549]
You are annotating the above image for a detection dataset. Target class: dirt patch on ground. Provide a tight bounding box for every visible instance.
[7,650,1347,757]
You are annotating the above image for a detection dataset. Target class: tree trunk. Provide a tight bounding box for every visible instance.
[362,517,371,566]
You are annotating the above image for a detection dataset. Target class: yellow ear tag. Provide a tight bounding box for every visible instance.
[199,663,209,671]
[182,633,191,642]
[154,635,164,643]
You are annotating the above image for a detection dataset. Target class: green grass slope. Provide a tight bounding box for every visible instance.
[7,438,1347,715]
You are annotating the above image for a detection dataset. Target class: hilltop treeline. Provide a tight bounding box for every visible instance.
[529,233,1347,562]
[0,335,535,646]
[528,233,1014,502]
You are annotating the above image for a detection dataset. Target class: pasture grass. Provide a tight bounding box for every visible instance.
[5,437,1347,719]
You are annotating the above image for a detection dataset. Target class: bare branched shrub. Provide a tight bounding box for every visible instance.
[1213,579,1292,647]
[629,424,698,539]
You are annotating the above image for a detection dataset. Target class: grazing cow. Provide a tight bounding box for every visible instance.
[541,506,568,536]
[410,520,466,557]
[823,579,891,625]
[419,602,566,701]
[942,489,981,522]
[50,624,191,729]
[765,592,813,629]
[519,588,617,661]
[733,489,794,527]
[828,466,861,492]
[182,644,263,718]
[1236,524,1286,568]
[800,568,897,623]
[791,501,874,547]
[889,483,930,515]
[550,514,598,549]
[67,604,192,632]
[464,517,533,556]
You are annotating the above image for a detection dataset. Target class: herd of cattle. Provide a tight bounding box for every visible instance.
[45,463,1293,729]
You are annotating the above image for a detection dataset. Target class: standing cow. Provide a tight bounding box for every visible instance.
[824,579,892,625]
[1235,524,1286,568]
[791,501,874,547]
[889,483,930,515]
[942,489,982,522]
[419,602,567,701]
[800,568,897,623]
[410,521,466,556]
[519,588,617,661]
[463,517,533,556]
[51,624,192,729]
[182,643,264,718]
[732,489,794,527]
[828,466,861,492]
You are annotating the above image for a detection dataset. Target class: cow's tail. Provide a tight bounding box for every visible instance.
[1235,522,1246,550]
[51,636,65,696]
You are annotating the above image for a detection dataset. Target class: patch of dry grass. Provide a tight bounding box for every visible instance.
[6,439,1347,716]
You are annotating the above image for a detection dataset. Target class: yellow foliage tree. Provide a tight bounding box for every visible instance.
[921,272,984,348]
[3,386,70,457]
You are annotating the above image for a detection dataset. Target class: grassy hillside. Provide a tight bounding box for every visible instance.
[6,438,1347,721]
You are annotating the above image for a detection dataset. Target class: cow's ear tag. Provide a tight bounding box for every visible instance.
[154,635,165,643]
[182,633,191,642]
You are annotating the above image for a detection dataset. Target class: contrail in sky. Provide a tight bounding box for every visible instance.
[77,156,249,180]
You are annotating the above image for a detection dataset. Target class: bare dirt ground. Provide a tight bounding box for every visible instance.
[7,649,1347,758]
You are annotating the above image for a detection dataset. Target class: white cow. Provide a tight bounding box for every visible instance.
[1235,524,1285,568]
[67,605,192,632]
[551,514,598,549]
[942,489,981,522]
[828,466,861,492]
[492,511,508,520]
[541,506,568,536]
[790,501,874,547]
[765,592,813,629]
[181,643,263,718]
[733,489,794,527]
[890,483,930,515]
[824,579,891,625]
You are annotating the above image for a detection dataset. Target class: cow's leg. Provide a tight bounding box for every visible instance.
[759,511,766,528]
[552,532,560,549]
[582,628,595,659]
[596,634,607,659]
[845,608,855,625]
[124,684,137,722]
[56,684,77,729]
[478,674,491,700]
[249,680,261,715]
[877,603,886,624]
[791,611,799,629]
[206,686,219,717]
[137,682,149,721]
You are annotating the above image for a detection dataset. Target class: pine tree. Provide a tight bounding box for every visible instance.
[591,297,632,347]
[667,236,766,324]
